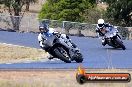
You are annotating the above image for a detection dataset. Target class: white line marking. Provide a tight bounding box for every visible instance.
[0,42,43,50]
[5,63,12,64]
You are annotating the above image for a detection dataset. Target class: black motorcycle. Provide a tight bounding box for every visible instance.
[44,32,83,63]
[104,30,126,50]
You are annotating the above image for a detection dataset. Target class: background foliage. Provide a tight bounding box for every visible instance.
[0,0,38,30]
[39,0,96,22]
[1,0,132,27]
[104,0,132,27]
[39,0,132,27]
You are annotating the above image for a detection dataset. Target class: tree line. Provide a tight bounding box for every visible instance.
[0,0,131,31]
[39,0,132,27]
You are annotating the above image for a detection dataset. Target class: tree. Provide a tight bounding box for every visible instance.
[105,0,132,27]
[25,0,38,11]
[0,0,4,4]
[1,0,37,31]
[82,7,105,24]
[39,0,96,22]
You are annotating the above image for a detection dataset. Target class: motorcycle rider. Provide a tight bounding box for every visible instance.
[38,22,57,59]
[96,19,118,46]
[38,22,74,60]
[38,23,52,49]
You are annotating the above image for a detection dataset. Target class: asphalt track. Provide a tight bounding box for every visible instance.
[0,31,132,69]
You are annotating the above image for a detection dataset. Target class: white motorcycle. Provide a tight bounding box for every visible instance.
[42,32,83,63]
[102,29,126,50]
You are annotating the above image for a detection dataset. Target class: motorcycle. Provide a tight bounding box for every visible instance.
[103,29,126,50]
[43,32,83,63]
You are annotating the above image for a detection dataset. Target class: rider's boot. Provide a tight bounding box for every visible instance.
[102,39,106,46]
[48,55,54,60]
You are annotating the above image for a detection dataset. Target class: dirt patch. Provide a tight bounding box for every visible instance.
[0,43,48,63]
[0,69,131,87]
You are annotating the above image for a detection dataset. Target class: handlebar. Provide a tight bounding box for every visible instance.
[53,32,61,38]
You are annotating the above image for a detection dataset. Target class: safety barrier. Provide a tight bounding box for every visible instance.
[0,14,131,40]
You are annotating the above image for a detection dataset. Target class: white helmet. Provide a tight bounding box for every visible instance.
[97,19,105,29]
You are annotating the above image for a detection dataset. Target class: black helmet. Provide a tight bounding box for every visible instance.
[39,23,49,32]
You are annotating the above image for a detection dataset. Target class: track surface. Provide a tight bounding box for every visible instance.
[0,31,132,69]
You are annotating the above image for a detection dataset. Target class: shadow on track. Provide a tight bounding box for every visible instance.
[103,47,125,50]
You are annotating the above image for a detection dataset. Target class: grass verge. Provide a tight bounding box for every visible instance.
[0,43,48,63]
[0,69,131,87]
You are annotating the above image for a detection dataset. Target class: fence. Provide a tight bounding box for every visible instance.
[0,13,39,32]
[0,13,132,40]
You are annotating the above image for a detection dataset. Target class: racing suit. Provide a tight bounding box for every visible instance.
[38,28,56,59]
[38,28,55,51]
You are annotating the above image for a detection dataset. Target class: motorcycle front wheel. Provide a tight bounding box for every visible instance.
[115,38,126,50]
[54,46,71,63]
[74,53,83,63]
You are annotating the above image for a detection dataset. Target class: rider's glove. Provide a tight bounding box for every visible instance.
[53,32,61,38]
[96,30,99,33]
[52,31,59,35]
